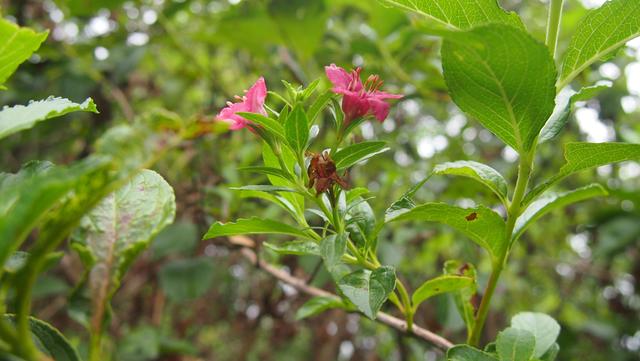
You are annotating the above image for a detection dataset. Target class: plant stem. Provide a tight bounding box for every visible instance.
[545,0,565,59]
[396,280,414,331]
[88,327,103,361]
[468,154,533,346]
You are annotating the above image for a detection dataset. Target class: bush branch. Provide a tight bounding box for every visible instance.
[228,236,454,351]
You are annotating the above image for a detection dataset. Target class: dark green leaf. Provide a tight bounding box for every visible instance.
[333,141,389,170]
[230,185,300,193]
[4,315,81,361]
[159,257,215,303]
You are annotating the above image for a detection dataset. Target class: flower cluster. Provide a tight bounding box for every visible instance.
[215,64,402,130]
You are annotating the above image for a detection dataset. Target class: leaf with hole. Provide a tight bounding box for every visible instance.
[387,202,506,261]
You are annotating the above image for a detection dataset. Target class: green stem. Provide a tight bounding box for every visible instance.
[545,0,565,59]
[468,154,533,346]
[88,327,103,361]
[396,280,414,331]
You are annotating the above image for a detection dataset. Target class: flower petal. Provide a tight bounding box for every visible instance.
[245,76,268,115]
[325,64,353,92]
[366,97,391,122]
[372,90,404,100]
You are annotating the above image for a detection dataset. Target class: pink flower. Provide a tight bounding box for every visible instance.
[325,64,403,124]
[216,77,268,130]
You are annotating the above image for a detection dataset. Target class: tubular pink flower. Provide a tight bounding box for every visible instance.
[325,64,403,124]
[216,77,267,130]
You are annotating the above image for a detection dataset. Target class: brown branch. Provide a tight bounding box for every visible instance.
[232,238,454,351]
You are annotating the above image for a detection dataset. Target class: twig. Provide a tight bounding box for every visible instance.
[230,237,454,351]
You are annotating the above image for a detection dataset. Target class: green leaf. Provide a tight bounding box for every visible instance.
[150,222,199,260]
[203,217,310,239]
[338,266,396,319]
[411,275,473,311]
[496,327,536,361]
[539,85,610,144]
[333,141,389,170]
[237,112,285,141]
[237,166,293,181]
[230,185,300,193]
[71,170,176,325]
[264,240,320,256]
[540,343,560,361]
[4,315,81,361]
[0,97,98,140]
[262,142,305,219]
[434,161,508,205]
[441,24,557,153]
[387,202,506,261]
[159,257,215,303]
[0,158,110,274]
[320,234,347,270]
[560,142,640,175]
[511,312,561,358]
[525,142,640,203]
[377,0,523,30]
[0,18,48,87]
[284,105,310,155]
[514,184,607,241]
[295,296,345,320]
[384,177,431,220]
[444,260,478,336]
[559,0,640,88]
[447,345,499,361]
[308,89,334,123]
[346,197,377,251]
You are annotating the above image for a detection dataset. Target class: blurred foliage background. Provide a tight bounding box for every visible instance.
[1,0,640,360]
